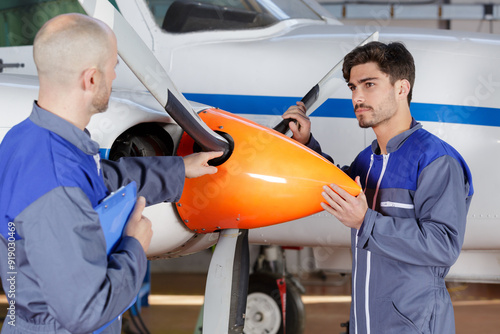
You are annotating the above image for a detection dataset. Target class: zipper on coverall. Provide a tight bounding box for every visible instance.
[353,154,390,334]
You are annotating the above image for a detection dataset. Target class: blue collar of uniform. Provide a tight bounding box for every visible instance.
[371,117,423,154]
[29,101,100,156]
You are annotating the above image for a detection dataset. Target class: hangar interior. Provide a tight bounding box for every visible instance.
[0,0,499,333]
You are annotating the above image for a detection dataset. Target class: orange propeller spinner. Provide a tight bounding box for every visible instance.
[176,108,361,233]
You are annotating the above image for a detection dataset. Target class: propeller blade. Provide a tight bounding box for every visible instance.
[274,31,379,134]
[77,0,230,160]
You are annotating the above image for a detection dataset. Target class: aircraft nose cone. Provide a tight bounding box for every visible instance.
[176,108,360,232]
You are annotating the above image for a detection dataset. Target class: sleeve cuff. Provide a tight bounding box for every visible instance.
[116,236,147,266]
[356,208,377,249]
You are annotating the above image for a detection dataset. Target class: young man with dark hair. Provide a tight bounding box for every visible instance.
[284,41,473,333]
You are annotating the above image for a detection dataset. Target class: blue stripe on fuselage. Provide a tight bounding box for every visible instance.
[184,93,500,127]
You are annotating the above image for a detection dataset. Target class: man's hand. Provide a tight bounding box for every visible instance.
[282,101,311,145]
[124,196,153,252]
[183,151,223,178]
[320,176,368,230]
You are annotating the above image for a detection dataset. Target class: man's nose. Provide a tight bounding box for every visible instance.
[352,89,364,104]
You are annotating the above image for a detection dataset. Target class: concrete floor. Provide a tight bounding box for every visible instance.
[122,272,500,334]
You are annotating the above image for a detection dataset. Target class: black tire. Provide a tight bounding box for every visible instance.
[244,272,305,334]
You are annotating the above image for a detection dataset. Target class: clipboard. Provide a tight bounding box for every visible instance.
[93,181,137,334]
[95,181,137,254]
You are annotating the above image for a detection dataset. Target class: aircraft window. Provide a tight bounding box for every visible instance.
[146,0,322,33]
[0,0,86,47]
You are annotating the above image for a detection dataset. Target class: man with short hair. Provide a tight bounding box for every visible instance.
[0,13,221,333]
[284,41,473,333]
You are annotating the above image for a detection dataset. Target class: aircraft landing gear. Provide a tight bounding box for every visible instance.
[244,246,305,334]
[244,272,305,334]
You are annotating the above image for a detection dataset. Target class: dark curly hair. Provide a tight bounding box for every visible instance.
[342,41,415,105]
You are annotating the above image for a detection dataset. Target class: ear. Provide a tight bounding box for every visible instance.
[398,79,411,100]
[82,67,98,92]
